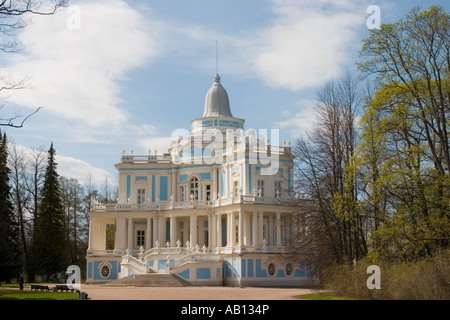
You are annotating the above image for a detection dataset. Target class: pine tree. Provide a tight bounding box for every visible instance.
[0,130,21,283]
[30,143,66,280]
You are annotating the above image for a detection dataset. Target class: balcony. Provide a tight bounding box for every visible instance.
[90,194,289,213]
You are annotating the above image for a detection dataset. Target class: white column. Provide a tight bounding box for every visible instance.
[212,168,217,199]
[238,210,244,246]
[170,216,176,247]
[268,214,272,246]
[171,171,176,201]
[210,213,215,248]
[242,164,247,196]
[152,215,158,247]
[276,212,281,246]
[190,214,197,246]
[115,217,126,251]
[217,214,222,247]
[198,217,204,247]
[226,213,231,246]
[258,212,264,246]
[159,216,166,245]
[88,218,93,250]
[252,211,257,247]
[146,217,151,249]
[127,218,133,250]
[224,166,229,198]
[229,212,236,247]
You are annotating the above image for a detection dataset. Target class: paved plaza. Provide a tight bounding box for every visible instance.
[80,285,320,300]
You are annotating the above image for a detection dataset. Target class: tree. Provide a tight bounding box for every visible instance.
[0,130,21,282]
[30,143,65,280]
[358,5,450,260]
[59,176,88,267]
[291,72,365,271]
[21,146,46,281]
[359,5,449,178]
[8,143,31,274]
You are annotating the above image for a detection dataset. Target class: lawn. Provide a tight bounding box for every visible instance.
[0,283,79,300]
[297,292,356,300]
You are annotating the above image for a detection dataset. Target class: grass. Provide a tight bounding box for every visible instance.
[0,283,79,300]
[297,292,357,300]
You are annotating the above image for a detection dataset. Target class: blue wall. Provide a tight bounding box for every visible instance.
[160,176,168,201]
[87,260,120,281]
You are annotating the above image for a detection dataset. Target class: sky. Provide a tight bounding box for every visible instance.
[1,0,449,186]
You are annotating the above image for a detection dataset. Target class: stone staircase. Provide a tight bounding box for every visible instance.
[103,273,191,287]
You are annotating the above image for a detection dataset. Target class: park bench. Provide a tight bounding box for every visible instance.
[55,284,75,292]
[30,284,51,291]
[56,284,79,293]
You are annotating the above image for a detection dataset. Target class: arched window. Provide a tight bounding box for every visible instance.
[190,177,198,200]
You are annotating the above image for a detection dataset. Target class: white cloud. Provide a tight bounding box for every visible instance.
[251,0,366,91]
[56,153,114,185]
[2,0,159,127]
[273,99,317,137]
[9,143,113,185]
[137,136,172,155]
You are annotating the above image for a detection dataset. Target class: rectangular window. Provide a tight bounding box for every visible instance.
[257,180,264,197]
[190,178,198,200]
[180,186,185,202]
[274,181,281,198]
[137,189,145,205]
[136,230,145,247]
[233,181,239,197]
[206,185,211,201]
[205,230,209,247]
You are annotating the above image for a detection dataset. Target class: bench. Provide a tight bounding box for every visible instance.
[30,284,51,291]
[55,284,76,293]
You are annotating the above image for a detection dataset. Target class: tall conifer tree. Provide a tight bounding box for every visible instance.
[31,143,65,280]
[0,130,20,282]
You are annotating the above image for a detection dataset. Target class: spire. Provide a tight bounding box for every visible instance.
[203,73,233,118]
[216,40,219,76]
[202,42,233,118]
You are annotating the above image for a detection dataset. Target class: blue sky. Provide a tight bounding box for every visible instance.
[1,0,449,186]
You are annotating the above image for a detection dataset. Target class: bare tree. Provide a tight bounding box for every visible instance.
[0,0,67,128]
[8,143,31,266]
[23,146,46,231]
[291,72,364,271]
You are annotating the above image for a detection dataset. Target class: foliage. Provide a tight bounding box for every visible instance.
[321,248,450,300]
[357,5,450,261]
[30,144,66,279]
[292,6,449,298]
[292,71,366,272]
[0,131,21,281]
[5,142,114,282]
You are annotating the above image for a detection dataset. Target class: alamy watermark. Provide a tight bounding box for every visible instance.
[366,265,381,289]
[66,265,81,291]
[169,128,282,176]
[367,5,381,30]
[66,5,81,30]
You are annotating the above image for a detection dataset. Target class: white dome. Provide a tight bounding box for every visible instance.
[203,74,233,118]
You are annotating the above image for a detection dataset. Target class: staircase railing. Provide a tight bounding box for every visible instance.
[142,246,193,261]
[121,253,148,274]
[167,252,222,270]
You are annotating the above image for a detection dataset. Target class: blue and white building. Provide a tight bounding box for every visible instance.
[86,73,316,287]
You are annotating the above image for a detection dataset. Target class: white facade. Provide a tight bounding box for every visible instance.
[86,74,317,287]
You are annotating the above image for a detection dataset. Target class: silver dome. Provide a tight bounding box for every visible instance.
[203,74,233,118]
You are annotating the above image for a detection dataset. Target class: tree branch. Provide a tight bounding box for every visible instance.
[0,106,42,128]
